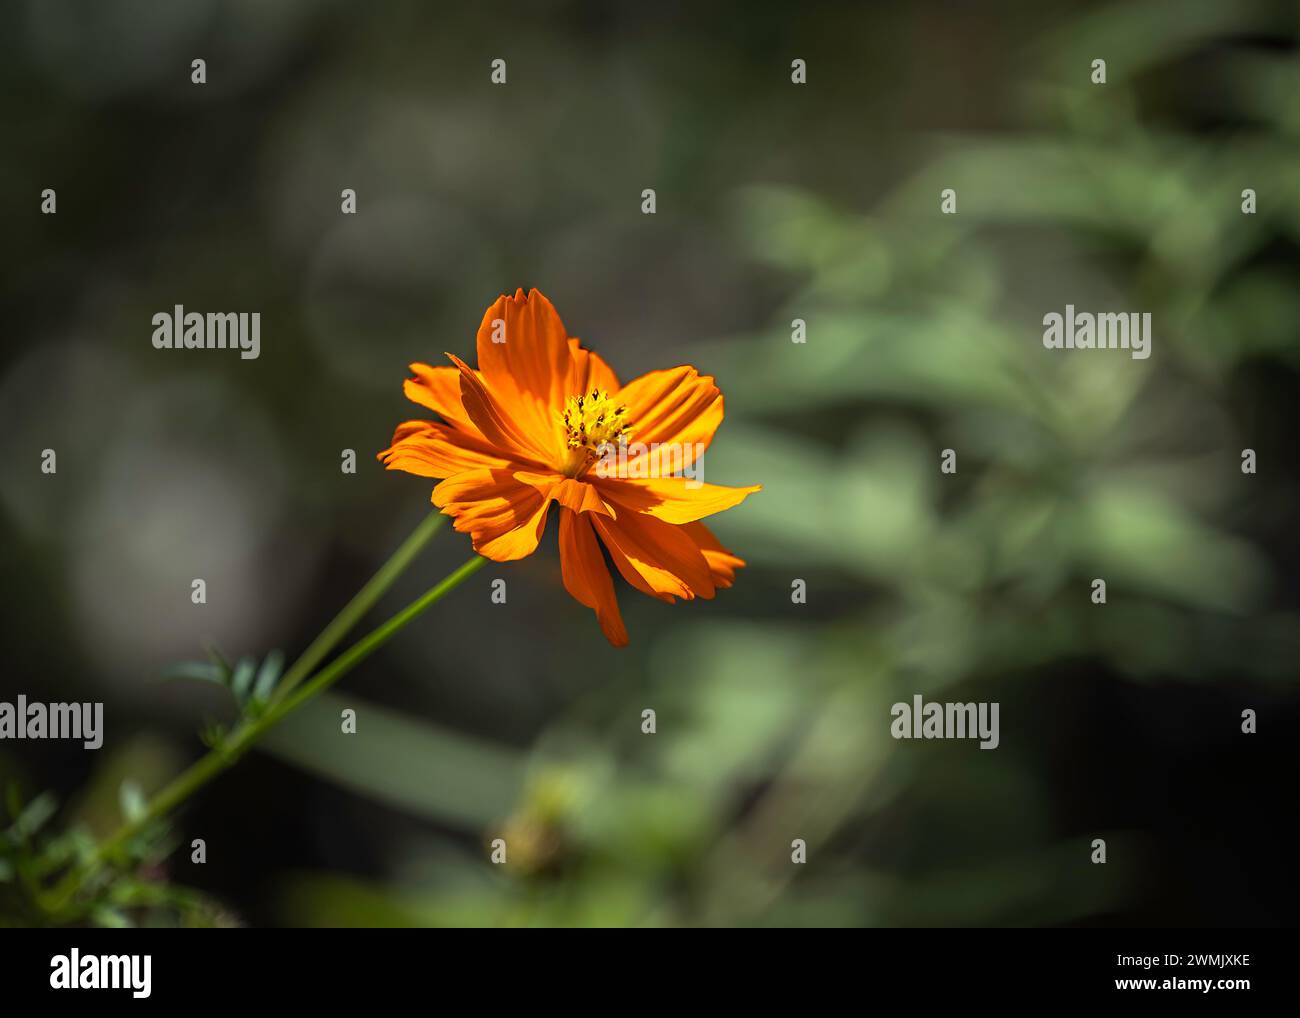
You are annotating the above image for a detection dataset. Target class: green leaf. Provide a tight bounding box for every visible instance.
[35,828,96,874]
[199,722,227,749]
[162,661,226,687]
[12,792,57,840]
[92,906,133,929]
[261,691,524,829]
[252,650,285,703]
[202,642,233,680]
[119,781,147,824]
[123,821,174,865]
[230,658,256,704]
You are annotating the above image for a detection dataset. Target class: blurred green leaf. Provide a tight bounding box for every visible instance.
[118,781,146,824]
[252,649,285,703]
[11,793,57,841]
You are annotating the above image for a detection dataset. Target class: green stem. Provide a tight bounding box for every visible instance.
[268,555,486,719]
[45,550,486,916]
[270,510,447,704]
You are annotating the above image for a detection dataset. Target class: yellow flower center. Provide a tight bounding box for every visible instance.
[560,389,632,475]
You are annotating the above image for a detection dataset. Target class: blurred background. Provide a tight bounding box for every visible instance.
[1,0,1298,926]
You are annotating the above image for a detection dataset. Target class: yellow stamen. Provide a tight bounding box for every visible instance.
[560,389,632,476]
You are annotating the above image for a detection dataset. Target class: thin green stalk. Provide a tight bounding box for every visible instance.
[270,510,447,704]
[268,554,486,718]
[45,552,487,916]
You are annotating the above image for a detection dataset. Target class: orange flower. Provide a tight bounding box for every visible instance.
[378,288,760,646]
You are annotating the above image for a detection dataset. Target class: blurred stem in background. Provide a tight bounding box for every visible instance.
[41,511,485,918]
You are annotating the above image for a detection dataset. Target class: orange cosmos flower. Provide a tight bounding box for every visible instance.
[378,288,760,646]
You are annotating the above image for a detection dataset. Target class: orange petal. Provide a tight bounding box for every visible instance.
[514,471,617,516]
[614,366,724,473]
[402,363,482,435]
[681,521,746,588]
[592,511,716,603]
[447,353,555,467]
[565,338,620,397]
[595,477,761,524]
[378,420,516,478]
[559,508,628,646]
[390,419,435,443]
[432,468,551,561]
[475,289,576,453]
